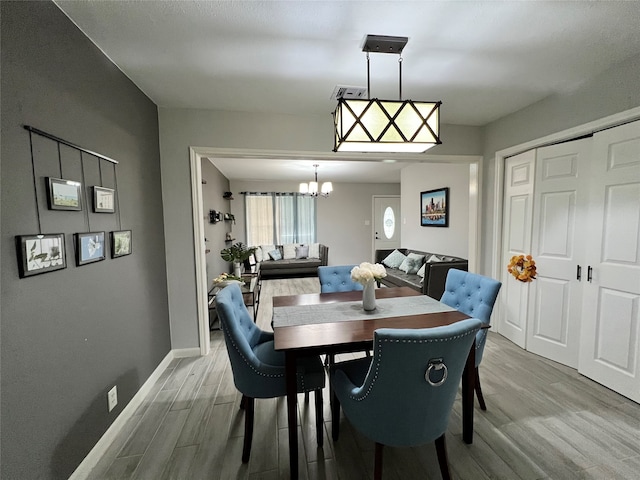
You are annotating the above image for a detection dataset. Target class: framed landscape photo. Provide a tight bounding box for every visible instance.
[420,187,449,227]
[111,230,132,258]
[93,186,115,213]
[75,231,106,266]
[47,177,82,211]
[16,233,67,278]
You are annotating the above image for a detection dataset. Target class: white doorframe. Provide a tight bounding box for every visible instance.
[490,106,640,333]
[190,147,482,353]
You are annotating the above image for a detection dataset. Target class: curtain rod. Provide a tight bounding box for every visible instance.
[23,125,119,164]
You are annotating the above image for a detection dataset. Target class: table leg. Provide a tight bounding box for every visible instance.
[462,341,476,444]
[285,351,299,479]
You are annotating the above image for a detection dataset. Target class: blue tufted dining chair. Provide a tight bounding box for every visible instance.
[318,265,366,366]
[440,269,502,410]
[215,284,326,462]
[318,265,363,293]
[331,319,482,480]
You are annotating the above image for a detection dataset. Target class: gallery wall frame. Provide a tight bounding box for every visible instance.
[420,187,449,227]
[93,186,115,213]
[16,233,67,278]
[111,230,132,258]
[75,231,106,266]
[47,177,82,211]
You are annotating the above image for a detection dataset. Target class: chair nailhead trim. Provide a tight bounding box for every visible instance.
[346,329,477,402]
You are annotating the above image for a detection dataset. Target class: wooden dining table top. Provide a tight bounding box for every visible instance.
[272,286,472,351]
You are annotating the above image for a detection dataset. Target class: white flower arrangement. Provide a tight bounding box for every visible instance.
[350,262,387,285]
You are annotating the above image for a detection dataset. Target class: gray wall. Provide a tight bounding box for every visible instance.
[1,2,170,478]
[158,107,482,348]
[400,163,471,259]
[230,180,401,264]
[201,159,232,285]
[479,51,640,274]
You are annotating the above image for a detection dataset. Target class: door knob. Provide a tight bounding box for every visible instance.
[587,266,593,282]
[576,265,582,281]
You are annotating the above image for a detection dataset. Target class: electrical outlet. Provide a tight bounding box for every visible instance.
[107,386,118,412]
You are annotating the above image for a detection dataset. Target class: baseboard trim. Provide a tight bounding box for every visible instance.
[69,347,201,479]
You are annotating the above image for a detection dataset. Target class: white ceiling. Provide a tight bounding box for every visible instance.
[55,0,640,182]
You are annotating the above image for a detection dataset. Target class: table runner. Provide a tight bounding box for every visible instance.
[272,295,456,327]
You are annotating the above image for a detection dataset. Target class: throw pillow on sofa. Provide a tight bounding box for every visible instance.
[253,246,264,263]
[417,263,426,279]
[283,244,298,260]
[268,248,282,261]
[308,243,320,259]
[260,245,276,261]
[382,249,406,269]
[295,245,309,259]
[399,253,425,274]
[426,254,443,263]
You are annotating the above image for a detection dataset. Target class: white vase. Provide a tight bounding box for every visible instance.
[362,280,376,311]
[233,262,242,278]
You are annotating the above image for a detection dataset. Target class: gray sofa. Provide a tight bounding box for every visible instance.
[257,244,329,279]
[374,248,468,299]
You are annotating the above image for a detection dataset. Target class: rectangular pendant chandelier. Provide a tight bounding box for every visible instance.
[333,34,442,154]
[333,97,441,153]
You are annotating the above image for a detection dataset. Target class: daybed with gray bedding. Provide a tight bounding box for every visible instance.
[252,243,329,278]
[375,248,468,299]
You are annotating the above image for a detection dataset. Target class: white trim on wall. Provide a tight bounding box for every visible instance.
[190,147,483,353]
[189,147,211,357]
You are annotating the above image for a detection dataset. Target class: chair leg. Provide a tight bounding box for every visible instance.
[304,391,310,403]
[475,367,487,411]
[374,443,384,480]
[240,394,246,410]
[331,389,340,441]
[242,397,255,463]
[435,434,451,480]
[315,388,324,447]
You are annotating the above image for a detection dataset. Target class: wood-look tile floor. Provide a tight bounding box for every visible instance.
[88,278,640,479]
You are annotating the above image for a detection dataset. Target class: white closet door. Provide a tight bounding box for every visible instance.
[579,120,640,402]
[498,150,535,348]
[526,140,591,368]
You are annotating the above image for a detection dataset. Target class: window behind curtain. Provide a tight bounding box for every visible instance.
[245,193,316,246]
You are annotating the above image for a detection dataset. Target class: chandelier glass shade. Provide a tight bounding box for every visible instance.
[299,164,332,197]
[333,98,441,153]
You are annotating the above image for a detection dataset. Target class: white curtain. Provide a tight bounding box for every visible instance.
[245,193,316,246]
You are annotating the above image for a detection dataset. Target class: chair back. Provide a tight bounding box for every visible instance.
[318,265,363,293]
[440,269,501,365]
[216,284,285,397]
[333,318,481,447]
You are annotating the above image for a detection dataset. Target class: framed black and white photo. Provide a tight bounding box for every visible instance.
[93,186,115,213]
[111,230,132,258]
[47,177,82,211]
[75,231,106,266]
[16,233,67,278]
[420,187,449,227]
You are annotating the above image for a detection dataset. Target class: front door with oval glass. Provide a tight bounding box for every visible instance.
[374,196,401,253]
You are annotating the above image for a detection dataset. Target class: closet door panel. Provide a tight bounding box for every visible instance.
[527,140,590,368]
[579,120,640,403]
[499,151,535,348]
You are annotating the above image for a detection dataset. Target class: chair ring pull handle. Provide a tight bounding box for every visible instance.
[425,358,448,387]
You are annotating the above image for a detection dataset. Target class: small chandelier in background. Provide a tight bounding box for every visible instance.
[299,164,332,197]
[333,34,442,153]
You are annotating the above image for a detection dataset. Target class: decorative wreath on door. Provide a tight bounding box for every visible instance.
[507,254,537,283]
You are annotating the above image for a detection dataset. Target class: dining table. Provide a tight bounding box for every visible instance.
[272,286,483,479]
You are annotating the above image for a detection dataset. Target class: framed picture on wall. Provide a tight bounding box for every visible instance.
[93,186,115,213]
[75,231,106,266]
[111,230,132,258]
[46,177,82,211]
[16,233,67,278]
[420,187,449,227]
